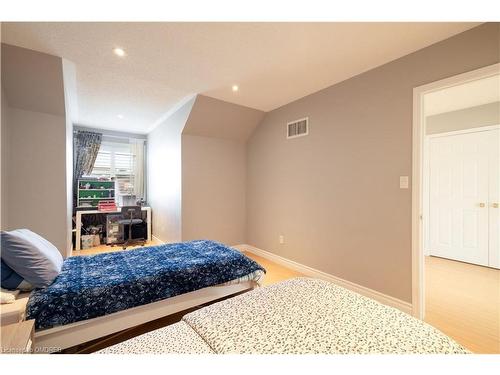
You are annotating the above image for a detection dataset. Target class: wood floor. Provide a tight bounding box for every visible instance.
[73,238,164,256]
[72,242,498,354]
[243,253,304,285]
[424,255,500,354]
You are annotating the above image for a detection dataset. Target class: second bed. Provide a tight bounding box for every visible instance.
[99,277,469,354]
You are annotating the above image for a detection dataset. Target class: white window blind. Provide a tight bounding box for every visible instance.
[91,141,137,196]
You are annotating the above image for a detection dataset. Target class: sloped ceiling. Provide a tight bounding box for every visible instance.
[183,95,265,142]
[1,43,65,116]
[1,22,480,133]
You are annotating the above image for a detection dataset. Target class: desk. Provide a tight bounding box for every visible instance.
[75,207,151,251]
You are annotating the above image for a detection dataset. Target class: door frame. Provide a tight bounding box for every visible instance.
[412,63,499,319]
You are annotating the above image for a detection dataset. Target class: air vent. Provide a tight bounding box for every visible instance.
[287,117,309,139]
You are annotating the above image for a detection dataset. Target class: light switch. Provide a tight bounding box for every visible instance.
[400,176,409,189]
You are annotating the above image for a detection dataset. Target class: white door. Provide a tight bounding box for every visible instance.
[489,129,500,268]
[429,130,491,266]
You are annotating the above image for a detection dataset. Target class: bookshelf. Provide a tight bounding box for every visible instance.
[77,178,116,208]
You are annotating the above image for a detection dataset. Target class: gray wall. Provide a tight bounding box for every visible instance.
[2,107,69,254]
[1,44,71,257]
[182,135,246,245]
[247,23,499,303]
[147,97,196,243]
[1,44,66,116]
[426,101,499,134]
[180,96,264,245]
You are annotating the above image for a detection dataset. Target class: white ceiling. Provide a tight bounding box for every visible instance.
[1,22,480,134]
[424,74,500,116]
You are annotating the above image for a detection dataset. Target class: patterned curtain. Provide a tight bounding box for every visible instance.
[73,130,102,208]
[131,138,145,199]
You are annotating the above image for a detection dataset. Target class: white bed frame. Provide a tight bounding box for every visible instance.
[34,281,257,351]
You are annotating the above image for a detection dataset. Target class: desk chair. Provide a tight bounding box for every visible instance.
[118,206,146,249]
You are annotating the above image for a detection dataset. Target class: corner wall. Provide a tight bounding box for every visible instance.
[246,23,500,303]
[2,107,68,254]
[62,59,76,256]
[180,95,264,245]
[181,135,247,245]
[1,44,72,257]
[147,97,196,243]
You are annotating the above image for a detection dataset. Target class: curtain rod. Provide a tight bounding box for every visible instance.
[73,128,146,141]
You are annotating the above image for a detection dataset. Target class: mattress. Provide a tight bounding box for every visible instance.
[100,321,215,354]
[26,240,265,330]
[98,278,469,354]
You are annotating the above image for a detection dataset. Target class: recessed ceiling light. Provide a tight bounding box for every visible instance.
[117,114,124,119]
[113,47,126,57]
[232,85,239,92]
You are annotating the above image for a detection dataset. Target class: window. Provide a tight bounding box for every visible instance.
[91,140,141,197]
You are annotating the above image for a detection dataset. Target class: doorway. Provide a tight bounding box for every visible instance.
[412,64,500,353]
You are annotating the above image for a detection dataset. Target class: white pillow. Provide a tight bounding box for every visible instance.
[0,288,19,304]
[1,229,63,288]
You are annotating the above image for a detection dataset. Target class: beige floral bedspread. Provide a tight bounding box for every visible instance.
[99,278,469,354]
[99,320,214,354]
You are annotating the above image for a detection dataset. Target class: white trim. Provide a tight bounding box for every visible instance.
[231,244,246,252]
[236,244,412,315]
[152,235,164,243]
[412,63,500,320]
[34,281,256,351]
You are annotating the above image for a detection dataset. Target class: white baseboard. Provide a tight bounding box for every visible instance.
[233,244,413,315]
[152,235,165,243]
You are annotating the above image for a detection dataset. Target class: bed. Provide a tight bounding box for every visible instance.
[98,278,469,354]
[26,240,265,351]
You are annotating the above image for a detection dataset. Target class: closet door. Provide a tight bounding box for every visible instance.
[429,131,490,266]
[488,129,500,269]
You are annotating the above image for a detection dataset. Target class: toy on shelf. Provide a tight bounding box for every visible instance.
[98,200,117,212]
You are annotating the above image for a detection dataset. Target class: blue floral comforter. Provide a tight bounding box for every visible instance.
[26,240,265,330]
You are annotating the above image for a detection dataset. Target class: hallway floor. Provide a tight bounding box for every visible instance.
[424,255,500,353]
